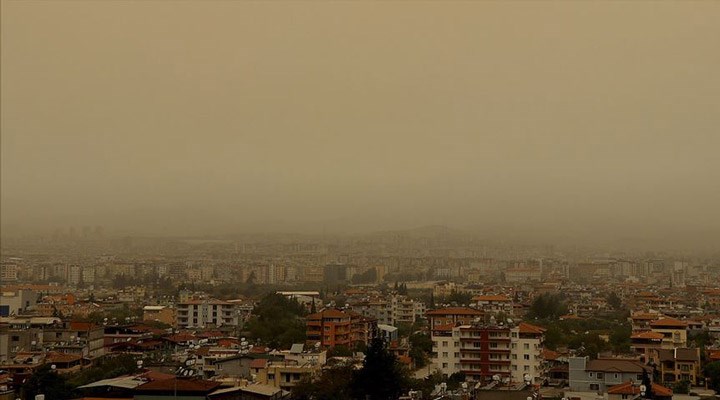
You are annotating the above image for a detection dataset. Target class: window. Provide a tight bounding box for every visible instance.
[524,343,530,350]
[11,335,19,342]
[589,372,594,378]
[512,332,518,338]
[512,354,517,360]
[590,384,599,391]
[524,366,530,371]
[596,373,603,379]
[454,352,460,358]
[614,373,619,379]
[442,363,448,368]
[443,341,448,347]
[489,342,497,348]
[524,354,530,360]
[511,343,517,349]
[512,365,518,370]
[442,352,448,357]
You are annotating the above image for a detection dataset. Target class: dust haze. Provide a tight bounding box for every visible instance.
[2,1,719,249]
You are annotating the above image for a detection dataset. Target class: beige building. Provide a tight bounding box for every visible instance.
[142,305,176,326]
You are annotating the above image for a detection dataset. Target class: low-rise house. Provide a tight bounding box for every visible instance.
[568,356,651,393]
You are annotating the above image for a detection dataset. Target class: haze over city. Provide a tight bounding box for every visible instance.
[2,1,719,251]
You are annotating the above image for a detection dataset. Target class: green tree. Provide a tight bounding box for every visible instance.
[606,292,623,310]
[292,365,355,400]
[673,380,690,394]
[246,293,306,349]
[409,332,432,369]
[351,337,409,400]
[704,361,720,393]
[20,364,73,400]
[527,293,568,320]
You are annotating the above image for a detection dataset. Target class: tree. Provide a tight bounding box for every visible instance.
[673,380,690,394]
[245,271,256,284]
[409,332,432,369]
[606,292,623,310]
[704,361,720,394]
[641,368,653,398]
[527,293,568,320]
[292,365,355,400]
[351,337,409,400]
[246,293,306,349]
[20,364,73,400]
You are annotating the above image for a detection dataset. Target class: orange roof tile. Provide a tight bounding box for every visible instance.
[650,318,687,328]
[631,331,664,340]
[607,381,672,397]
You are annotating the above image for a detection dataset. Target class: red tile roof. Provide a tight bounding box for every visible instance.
[650,318,687,328]
[607,381,672,397]
[249,358,267,369]
[518,322,545,335]
[630,331,664,340]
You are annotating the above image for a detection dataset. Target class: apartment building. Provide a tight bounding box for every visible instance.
[306,309,377,349]
[456,323,512,383]
[649,348,701,385]
[472,295,514,316]
[176,299,239,329]
[648,318,688,348]
[427,307,484,376]
[510,323,545,384]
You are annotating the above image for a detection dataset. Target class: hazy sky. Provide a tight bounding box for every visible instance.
[2,1,719,244]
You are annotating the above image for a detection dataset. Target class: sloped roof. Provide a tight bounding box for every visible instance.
[630,331,664,340]
[518,322,545,335]
[607,381,672,397]
[249,358,268,369]
[586,359,650,373]
[650,317,687,328]
[426,307,483,316]
[135,378,220,393]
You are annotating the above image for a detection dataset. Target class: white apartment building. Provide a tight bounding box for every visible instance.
[510,323,546,384]
[176,299,240,328]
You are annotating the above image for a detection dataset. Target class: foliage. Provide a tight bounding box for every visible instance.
[246,292,306,349]
[67,354,139,388]
[704,361,720,393]
[292,365,355,400]
[328,345,353,357]
[446,290,472,306]
[409,332,432,369]
[351,337,410,400]
[606,292,623,310]
[673,379,690,394]
[527,293,568,320]
[20,364,74,400]
[351,268,377,284]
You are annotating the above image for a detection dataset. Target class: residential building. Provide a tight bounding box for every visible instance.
[306,309,376,349]
[510,323,545,384]
[176,299,240,329]
[649,348,701,385]
[606,381,673,400]
[568,357,651,393]
[649,318,688,348]
[142,305,175,326]
[0,289,36,317]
